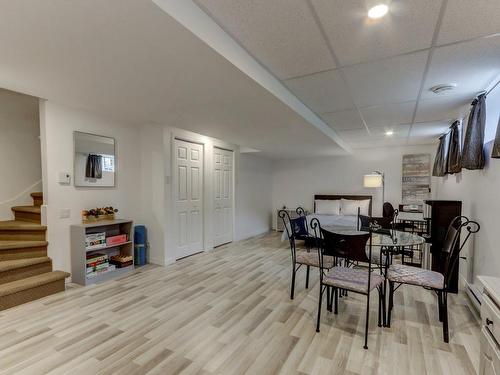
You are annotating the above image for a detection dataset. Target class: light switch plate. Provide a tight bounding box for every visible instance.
[59,208,71,219]
[58,172,71,185]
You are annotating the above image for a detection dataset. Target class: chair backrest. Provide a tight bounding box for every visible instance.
[383,202,395,218]
[278,210,309,240]
[322,230,372,264]
[441,215,480,289]
[359,214,393,231]
[295,206,310,234]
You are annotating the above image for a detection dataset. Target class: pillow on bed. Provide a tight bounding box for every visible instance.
[315,199,341,215]
[340,198,370,216]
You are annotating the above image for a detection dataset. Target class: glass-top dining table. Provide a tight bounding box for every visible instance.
[322,225,426,326]
[322,226,426,248]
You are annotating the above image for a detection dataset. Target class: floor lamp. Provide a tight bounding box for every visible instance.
[363,171,385,211]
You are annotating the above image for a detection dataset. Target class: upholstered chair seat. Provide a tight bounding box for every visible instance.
[388,264,444,289]
[324,267,384,294]
[296,251,334,269]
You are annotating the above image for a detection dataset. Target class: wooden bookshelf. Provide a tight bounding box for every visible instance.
[70,219,134,285]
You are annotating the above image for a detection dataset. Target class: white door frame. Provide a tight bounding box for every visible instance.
[168,128,238,261]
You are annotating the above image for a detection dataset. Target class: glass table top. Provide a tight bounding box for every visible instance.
[323,226,425,247]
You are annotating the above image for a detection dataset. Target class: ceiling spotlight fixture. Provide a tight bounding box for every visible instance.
[368,4,389,19]
[385,130,394,136]
[430,83,457,94]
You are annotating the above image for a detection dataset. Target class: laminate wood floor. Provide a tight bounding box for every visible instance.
[0,232,480,375]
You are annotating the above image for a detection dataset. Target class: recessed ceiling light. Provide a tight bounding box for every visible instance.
[368,4,389,19]
[385,130,394,136]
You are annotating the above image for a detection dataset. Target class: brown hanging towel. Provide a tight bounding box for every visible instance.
[85,154,103,179]
[432,133,449,177]
[447,120,462,174]
[462,94,486,170]
[492,115,500,159]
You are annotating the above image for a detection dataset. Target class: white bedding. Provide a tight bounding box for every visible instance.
[281,214,358,241]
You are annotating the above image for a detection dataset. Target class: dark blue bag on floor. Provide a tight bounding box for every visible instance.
[134,225,148,266]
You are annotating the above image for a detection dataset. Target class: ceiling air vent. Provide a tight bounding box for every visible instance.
[430,83,457,94]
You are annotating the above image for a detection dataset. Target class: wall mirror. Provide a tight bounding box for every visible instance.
[74,131,115,187]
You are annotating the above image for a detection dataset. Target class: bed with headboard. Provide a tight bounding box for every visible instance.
[281,194,372,240]
[313,194,372,216]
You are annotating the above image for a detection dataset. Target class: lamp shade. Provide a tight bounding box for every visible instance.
[363,174,383,188]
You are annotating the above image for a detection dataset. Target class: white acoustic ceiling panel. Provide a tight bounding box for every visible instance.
[343,51,428,108]
[423,36,500,100]
[438,0,500,45]
[322,109,365,131]
[195,0,336,79]
[311,0,441,66]
[360,101,415,128]
[284,69,355,113]
[410,121,451,139]
[415,94,472,123]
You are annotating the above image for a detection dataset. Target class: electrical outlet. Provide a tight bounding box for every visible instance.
[59,208,71,219]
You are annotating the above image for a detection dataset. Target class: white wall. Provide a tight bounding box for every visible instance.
[0,89,42,219]
[235,154,273,240]
[434,85,500,284]
[271,145,436,225]
[40,101,142,273]
[39,101,274,274]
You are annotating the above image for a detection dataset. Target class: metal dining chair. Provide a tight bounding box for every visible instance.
[386,216,480,343]
[279,210,334,300]
[311,218,385,349]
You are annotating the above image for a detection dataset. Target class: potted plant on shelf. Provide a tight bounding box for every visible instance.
[82,206,118,223]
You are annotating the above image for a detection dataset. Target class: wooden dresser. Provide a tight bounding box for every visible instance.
[478,276,500,375]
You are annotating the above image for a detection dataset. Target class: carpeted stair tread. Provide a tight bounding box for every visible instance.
[0,257,51,272]
[0,271,70,297]
[0,241,48,250]
[11,206,41,214]
[0,221,46,230]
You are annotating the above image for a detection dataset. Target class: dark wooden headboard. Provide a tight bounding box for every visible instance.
[313,194,372,216]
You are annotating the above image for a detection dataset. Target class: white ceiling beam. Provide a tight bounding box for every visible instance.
[152,0,352,153]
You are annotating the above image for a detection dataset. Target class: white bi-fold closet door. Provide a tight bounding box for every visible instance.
[213,147,233,247]
[173,139,204,259]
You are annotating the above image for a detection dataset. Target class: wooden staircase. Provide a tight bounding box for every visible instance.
[0,192,69,311]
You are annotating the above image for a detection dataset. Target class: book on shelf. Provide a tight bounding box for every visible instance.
[85,232,106,250]
[86,264,116,279]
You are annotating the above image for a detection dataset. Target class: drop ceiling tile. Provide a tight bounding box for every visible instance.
[438,0,500,45]
[360,101,415,128]
[422,36,500,100]
[415,94,472,123]
[350,138,410,149]
[311,0,441,66]
[322,109,365,130]
[337,125,409,147]
[370,124,410,139]
[195,0,336,79]
[284,69,355,113]
[337,128,370,141]
[343,51,428,108]
[410,121,450,138]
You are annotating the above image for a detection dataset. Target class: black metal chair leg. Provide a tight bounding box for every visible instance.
[305,265,310,289]
[334,287,339,315]
[316,285,323,333]
[364,292,370,349]
[442,292,449,343]
[326,286,332,312]
[290,266,296,300]
[378,288,382,327]
[387,281,394,327]
[438,291,443,322]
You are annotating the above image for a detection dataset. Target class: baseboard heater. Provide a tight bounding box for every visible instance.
[465,280,482,313]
